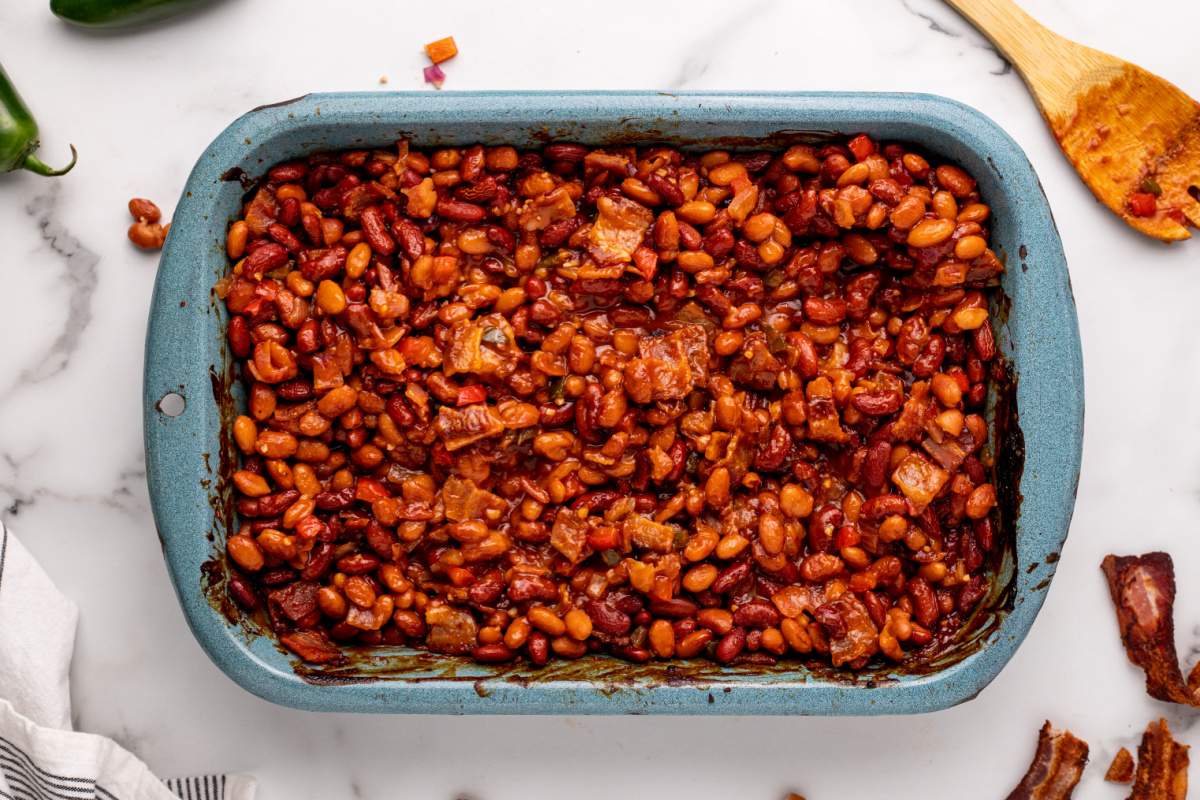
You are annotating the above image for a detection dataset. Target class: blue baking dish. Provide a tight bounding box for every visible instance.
[143,91,1083,714]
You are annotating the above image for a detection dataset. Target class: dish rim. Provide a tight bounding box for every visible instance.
[143,90,1083,715]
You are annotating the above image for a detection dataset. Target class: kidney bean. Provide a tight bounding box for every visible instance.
[299,542,336,581]
[337,553,380,575]
[228,575,259,610]
[646,173,684,206]
[850,390,902,416]
[648,597,698,619]
[862,440,893,489]
[269,162,308,183]
[358,206,395,255]
[244,242,288,273]
[908,577,940,628]
[261,568,297,587]
[473,643,517,663]
[543,143,587,162]
[276,379,312,401]
[508,574,559,603]
[468,572,505,606]
[712,560,752,594]
[714,627,747,663]
[227,316,252,358]
[436,198,487,222]
[973,321,997,361]
[732,599,780,629]
[298,245,347,282]
[958,575,989,612]
[258,490,300,517]
[861,494,908,520]
[808,504,843,553]
[391,218,425,259]
[584,599,632,635]
[539,216,582,248]
[314,487,354,511]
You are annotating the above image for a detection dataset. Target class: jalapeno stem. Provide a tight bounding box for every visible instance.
[21,144,77,176]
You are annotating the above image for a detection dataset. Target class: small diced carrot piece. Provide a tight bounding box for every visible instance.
[425,37,458,64]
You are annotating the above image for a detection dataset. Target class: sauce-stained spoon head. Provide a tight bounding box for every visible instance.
[1049,61,1200,242]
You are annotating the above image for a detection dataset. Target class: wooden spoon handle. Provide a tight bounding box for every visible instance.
[943,0,1108,117]
[942,0,1065,71]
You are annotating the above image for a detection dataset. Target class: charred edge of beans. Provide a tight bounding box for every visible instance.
[220,166,256,190]
[211,135,1019,676]
[208,364,239,535]
[200,556,240,626]
[202,317,264,630]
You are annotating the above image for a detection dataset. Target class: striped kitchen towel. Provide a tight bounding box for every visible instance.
[0,523,256,800]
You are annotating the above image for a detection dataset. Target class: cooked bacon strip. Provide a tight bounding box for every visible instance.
[1101,553,1200,706]
[1006,722,1089,800]
[1106,747,1135,784]
[1130,718,1189,799]
[279,629,343,665]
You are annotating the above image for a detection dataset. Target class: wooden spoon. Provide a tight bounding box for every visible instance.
[944,0,1200,242]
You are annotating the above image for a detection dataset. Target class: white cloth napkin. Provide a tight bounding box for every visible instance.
[0,521,256,800]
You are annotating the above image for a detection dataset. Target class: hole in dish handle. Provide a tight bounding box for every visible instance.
[156,391,186,417]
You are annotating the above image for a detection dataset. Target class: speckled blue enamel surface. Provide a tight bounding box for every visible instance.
[143,92,1083,715]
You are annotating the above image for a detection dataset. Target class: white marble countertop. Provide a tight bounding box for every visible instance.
[1,0,1199,797]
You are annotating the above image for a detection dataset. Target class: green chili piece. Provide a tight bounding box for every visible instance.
[50,0,209,28]
[0,63,76,177]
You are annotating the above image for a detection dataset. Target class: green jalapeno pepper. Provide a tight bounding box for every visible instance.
[0,63,76,177]
[49,0,209,28]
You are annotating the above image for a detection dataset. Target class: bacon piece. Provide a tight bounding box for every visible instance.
[624,324,709,402]
[550,508,589,564]
[442,475,506,522]
[587,195,653,264]
[1130,718,1189,800]
[1101,552,1200,706]
[771,584,830,619]
[892,380,934,441]
[444,313,518,377]
[921,427,976,471]
[805,376,847,443]
[434,404,504,451]
[269,581,319,623]
[728,332,782,391]
[1005,722,1089,800]
[280,629,343,664]
[623,514,677,553]
[244,187,279,236]
[813,595,878,667]
[1106,747,1135,784]
[518,187,576,232]
[891,452,949,513]
[425,604,478,655]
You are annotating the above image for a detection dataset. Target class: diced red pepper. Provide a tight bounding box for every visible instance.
[848,134,876,162]
[354,477,392,503]
[586,526,622,551]
[1128,192,1157,217]
[456,384,488,406]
